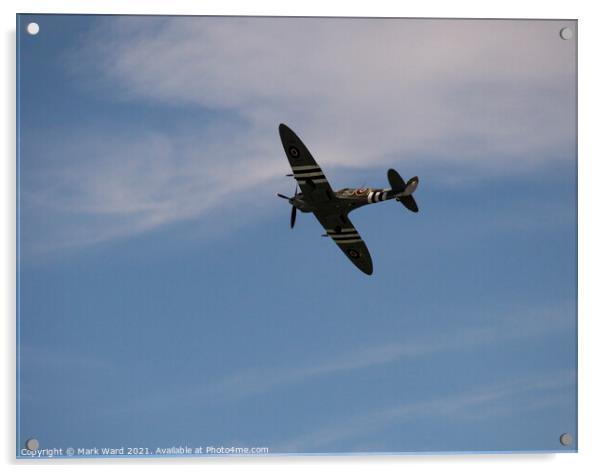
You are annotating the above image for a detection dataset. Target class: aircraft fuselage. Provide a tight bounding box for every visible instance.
[292,183,417,214]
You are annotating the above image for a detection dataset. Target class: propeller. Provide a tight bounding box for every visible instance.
[276,185,299,229]
[290,185,298,228]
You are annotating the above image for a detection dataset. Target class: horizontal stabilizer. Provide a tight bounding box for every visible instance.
[398,195,419,213]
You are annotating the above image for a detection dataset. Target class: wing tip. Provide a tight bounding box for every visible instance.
[356,254,373,275]
[279,123,294,142]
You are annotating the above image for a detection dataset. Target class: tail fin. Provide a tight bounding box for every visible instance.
[387,169,406,192]
[387,168,419,213]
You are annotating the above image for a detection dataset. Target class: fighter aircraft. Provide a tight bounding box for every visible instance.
[277,123,419,275]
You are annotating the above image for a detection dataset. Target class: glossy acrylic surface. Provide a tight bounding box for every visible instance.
[16,15,577,458]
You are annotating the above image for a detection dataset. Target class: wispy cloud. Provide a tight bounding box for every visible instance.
[77,17,575,168]
[22,127,283,252]
[77,18,575,166]
[91,302,572,418]
[277,369,575,452]
[23,17,576,252]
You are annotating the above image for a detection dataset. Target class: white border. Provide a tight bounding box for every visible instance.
[3,1,600,472]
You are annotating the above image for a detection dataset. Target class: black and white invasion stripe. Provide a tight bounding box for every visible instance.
[291,165,328,184]
[367,190,388,203]
[326,228,363,244]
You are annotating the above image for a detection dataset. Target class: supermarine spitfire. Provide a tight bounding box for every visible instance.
[277,123,420,275]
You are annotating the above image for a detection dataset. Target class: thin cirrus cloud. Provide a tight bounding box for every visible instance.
[83,301,572,420]
[277,369,575,452]
[21,125,283,253]
[76,17,575,167]
[23,17,575,252]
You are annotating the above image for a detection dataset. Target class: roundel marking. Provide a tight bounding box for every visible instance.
[288,146,300,158]
[347,248,360,259]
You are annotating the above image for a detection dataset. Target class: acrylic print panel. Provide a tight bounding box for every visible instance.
[16,15,577,458]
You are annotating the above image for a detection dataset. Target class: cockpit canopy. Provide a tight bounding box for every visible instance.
[337,187,372,197]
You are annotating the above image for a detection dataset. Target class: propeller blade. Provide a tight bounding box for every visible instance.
[290,206,297,229]
[276,193,290,200]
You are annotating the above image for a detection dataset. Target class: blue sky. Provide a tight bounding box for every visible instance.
[17,15,576,455]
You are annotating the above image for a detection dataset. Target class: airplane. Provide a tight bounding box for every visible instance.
[276,123,420,275]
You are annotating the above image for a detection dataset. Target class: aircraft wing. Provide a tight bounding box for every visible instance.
[278,123,335,204]
[313,211,374,275]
